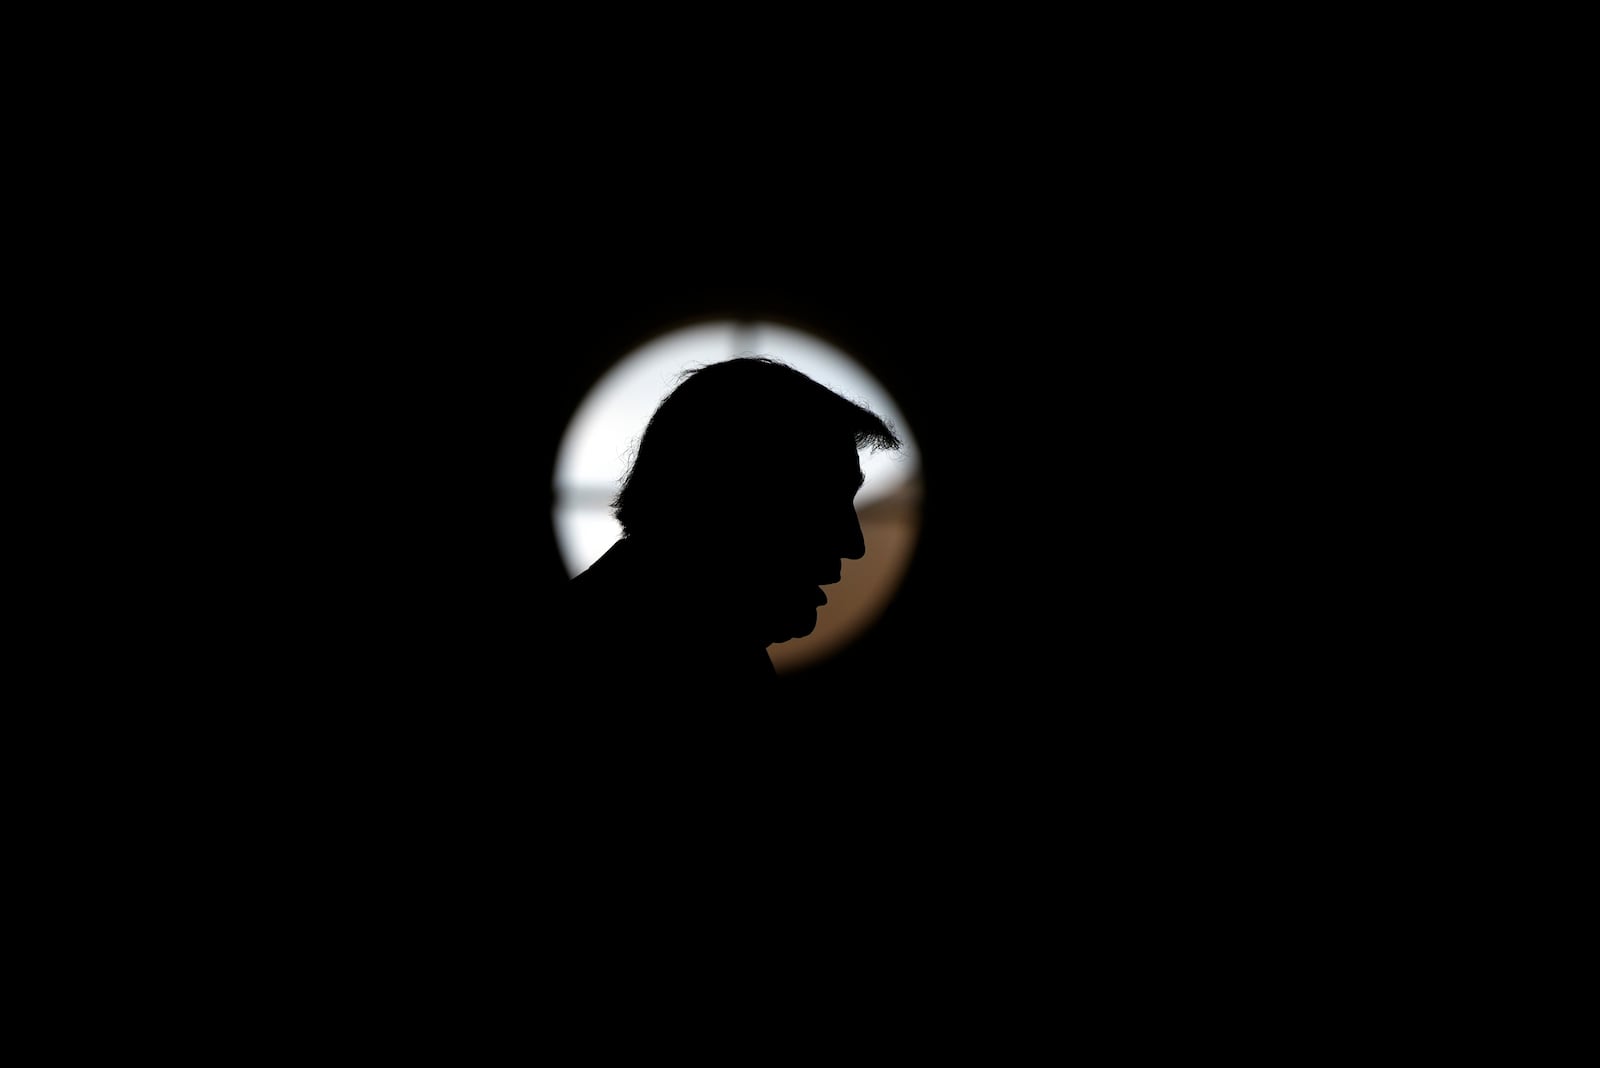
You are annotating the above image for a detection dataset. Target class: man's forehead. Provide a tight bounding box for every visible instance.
[768,434,864,485]
[822,436,866,483]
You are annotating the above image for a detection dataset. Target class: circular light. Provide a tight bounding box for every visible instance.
[552,319,922,674]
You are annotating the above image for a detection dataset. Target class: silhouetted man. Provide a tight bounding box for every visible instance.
[559,356,902,698]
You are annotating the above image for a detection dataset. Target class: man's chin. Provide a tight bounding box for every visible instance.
[763,609,819,645]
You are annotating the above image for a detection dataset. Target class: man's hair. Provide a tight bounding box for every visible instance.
[612,356,902,538]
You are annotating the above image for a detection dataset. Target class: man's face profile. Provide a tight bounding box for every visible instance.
[725,436,868,646]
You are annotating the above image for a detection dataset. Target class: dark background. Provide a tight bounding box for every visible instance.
[212,230,1332,711]
[103,181,1410,1031]
[147,172,1368,838]
[180,232,1355,940]
[91,53,1422,1014]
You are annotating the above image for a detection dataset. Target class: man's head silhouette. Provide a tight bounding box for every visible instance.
[562,355,903,692]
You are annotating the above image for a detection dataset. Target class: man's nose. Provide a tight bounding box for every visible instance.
[840,505,866,561]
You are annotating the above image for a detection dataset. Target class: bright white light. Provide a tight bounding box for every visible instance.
[553,320,920,577]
